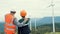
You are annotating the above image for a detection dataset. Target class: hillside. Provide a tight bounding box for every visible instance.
[31,23,60,34]
[0,23,60,34]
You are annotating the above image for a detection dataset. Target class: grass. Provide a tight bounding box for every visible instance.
[45,32,60,34]
[15,32,60,34]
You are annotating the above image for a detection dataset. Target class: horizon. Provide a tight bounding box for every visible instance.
[0,16,60,22]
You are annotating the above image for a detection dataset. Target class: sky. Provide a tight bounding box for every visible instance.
[0,0,60,21]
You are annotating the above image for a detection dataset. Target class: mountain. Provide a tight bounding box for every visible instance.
[29,16,60,27]
[0,22,4,33]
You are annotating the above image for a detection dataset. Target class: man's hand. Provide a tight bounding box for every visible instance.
[24,18,28,21]
[23,18,30,24]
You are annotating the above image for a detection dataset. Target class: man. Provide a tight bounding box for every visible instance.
[18,10,30,34]
[4,10,28,34]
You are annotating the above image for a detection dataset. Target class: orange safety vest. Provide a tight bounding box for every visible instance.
[4,13,16,34]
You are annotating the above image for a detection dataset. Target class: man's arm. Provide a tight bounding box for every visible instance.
[13,18,28,27]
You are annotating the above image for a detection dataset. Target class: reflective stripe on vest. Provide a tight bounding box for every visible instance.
[4,24,16,31]
[6,28,15,31]
[5,23,16,29]
[5,23,14,26]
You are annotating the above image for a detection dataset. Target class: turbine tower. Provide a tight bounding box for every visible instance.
[48,0,55,33]
[35,18,37,31]
[30,19,32,30]
[29,14,32,30]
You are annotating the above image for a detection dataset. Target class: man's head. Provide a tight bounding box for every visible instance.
[20,10,27,18]
[10,10,16,16]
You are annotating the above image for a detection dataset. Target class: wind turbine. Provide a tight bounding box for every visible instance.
[29,14,32,30]
[35,18,37,31]
[30,19,32,30]
[48,0,55,33]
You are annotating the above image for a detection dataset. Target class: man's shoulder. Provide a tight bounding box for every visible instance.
[19,19,24,23]
[19,18,24,21]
